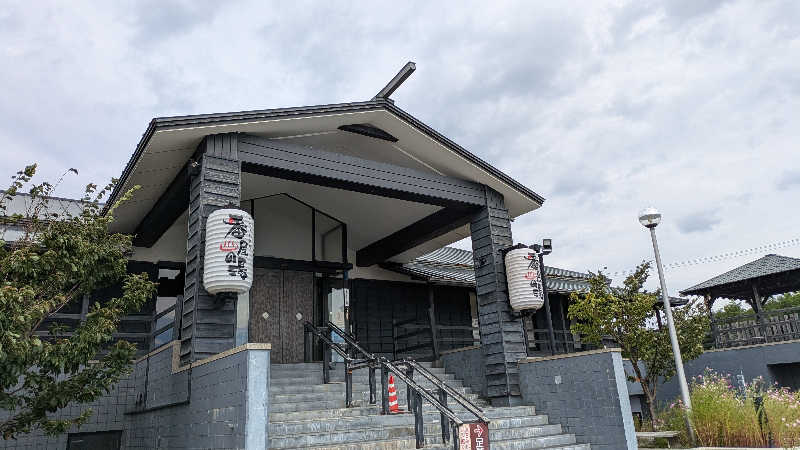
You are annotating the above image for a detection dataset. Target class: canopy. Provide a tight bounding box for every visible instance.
[680,254,800,306]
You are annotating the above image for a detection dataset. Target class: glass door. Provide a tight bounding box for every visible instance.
[321,276,348,362]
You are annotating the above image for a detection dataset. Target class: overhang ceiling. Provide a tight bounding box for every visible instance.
[109,101,543,260]
[241,173,443,261]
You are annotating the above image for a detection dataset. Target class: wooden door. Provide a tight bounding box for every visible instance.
[249,268,313,363]
[249,268,284,361]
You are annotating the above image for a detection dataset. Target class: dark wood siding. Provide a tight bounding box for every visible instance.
[350,279,473,359]
[238,134,485,209]
[181,133,241,365]
[469,187,527,402]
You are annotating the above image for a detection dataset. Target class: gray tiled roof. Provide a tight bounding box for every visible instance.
[681,254,800,295]
[400,246,591,294]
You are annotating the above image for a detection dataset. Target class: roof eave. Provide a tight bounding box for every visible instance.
[104,99,544,214]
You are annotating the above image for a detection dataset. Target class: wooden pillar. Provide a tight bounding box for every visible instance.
[705,293,719,347]
[752,283,764,313]
[181,133,241,365]
[427,284,440,361]
[470,186,526,406]
[752,283,766,341]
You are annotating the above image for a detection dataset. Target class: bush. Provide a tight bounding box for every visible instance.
[660,369,800,447]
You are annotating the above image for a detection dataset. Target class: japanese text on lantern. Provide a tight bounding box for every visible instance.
[220,214,249,280]
[524,252,543,299]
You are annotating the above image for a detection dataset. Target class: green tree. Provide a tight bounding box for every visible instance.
[568,262,709,423]
[764,291,800,311]
[0,165,156,439]
[712,301,752,321]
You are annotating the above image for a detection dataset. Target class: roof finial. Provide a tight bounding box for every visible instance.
[373,61,416,102]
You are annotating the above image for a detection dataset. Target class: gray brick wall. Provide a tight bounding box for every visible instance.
[1,345,270,450]
[440,346,487,398]
[519,349,638,450]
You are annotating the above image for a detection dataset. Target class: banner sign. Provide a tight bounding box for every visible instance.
[458,422,490,450]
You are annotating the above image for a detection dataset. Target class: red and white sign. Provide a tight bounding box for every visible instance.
[458,422,490,450]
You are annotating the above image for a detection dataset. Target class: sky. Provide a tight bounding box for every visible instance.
[1,0,799,299]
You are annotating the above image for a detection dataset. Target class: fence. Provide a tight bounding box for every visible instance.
[712,306,800,348]
[392,318,480,361]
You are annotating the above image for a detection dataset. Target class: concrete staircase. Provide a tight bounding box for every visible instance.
[269,362,590,449]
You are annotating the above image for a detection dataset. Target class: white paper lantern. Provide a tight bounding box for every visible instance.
[203,208,254,295]
[504,247,545,311]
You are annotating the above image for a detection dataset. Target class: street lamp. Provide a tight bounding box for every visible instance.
[533,239,556,356]
[639,207,696,443]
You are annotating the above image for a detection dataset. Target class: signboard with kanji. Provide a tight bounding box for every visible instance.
[458,422,490,450]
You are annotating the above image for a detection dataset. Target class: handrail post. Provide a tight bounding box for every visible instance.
[345,362,353,408]
[405,364,415,411]
[439,388,449,444]
[369,366,377,405]
[392,319,398,360]
[452,423,460,450]
[381,365,389,415]
[322,342,330,384]
[414,390,425,448]
[304,328,311,362]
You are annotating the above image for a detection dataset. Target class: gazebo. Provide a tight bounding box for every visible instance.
[681,254,800,347]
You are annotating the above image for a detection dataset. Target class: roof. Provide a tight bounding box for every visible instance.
[391,246,592,294]
[106,99,544,220]
[681,254,800,299]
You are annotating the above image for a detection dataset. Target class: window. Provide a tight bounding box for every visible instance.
[151,265,184,349]
[67,431,122,450]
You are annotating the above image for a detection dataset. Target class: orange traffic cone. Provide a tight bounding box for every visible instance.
[388,374,400,413]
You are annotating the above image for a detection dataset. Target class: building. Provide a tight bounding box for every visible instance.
[1,79,638,448]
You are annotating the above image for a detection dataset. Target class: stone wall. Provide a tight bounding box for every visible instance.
[439,345,487,398]
[649,339,800,406]
[518,349,638,450]
[1,343,270,450]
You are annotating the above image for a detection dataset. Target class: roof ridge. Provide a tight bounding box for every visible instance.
[681,253,800,295]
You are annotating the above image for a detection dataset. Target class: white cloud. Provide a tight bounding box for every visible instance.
[2,0,799,294]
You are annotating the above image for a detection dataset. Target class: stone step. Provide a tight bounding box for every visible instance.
[270,404,536,424]
[269,374,459,387]
[270,399,346,413]
[269,406,380,423]
[271,368,451,379]
[269,425,416,448]
[279,437,420,450]
[489,433,578,450]
[269,413,551,436]
[270,383,477,403]
[270,418,571,449]
[277,436,589,450]
[269,362,324,370]
[269,383,347,395]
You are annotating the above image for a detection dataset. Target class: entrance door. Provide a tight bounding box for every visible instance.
[249,268,314,363]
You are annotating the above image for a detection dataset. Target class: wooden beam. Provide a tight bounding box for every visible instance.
[356,206,478,267]
[254,256,352,274]
[132,162,190,247]
[238,134,485,209]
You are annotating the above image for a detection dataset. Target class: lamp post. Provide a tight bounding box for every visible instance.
[639,207,696,443]
[533,239,556,356]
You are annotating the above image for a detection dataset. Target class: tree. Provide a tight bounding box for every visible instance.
[567,262,709,423]
[712,301,752,321]
[0,165,156,439]
[764,291,800,311]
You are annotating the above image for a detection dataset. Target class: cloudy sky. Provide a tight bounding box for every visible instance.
[2,0,799,297]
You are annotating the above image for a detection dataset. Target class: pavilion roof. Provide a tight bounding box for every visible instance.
[387,246,592,294]
[680,254,800,300]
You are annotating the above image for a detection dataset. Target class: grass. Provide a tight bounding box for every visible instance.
[643,369,800,448]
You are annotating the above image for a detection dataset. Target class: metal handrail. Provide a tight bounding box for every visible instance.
[326,320,376,361]
[403,358,489,424]
[319,320,489,449]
